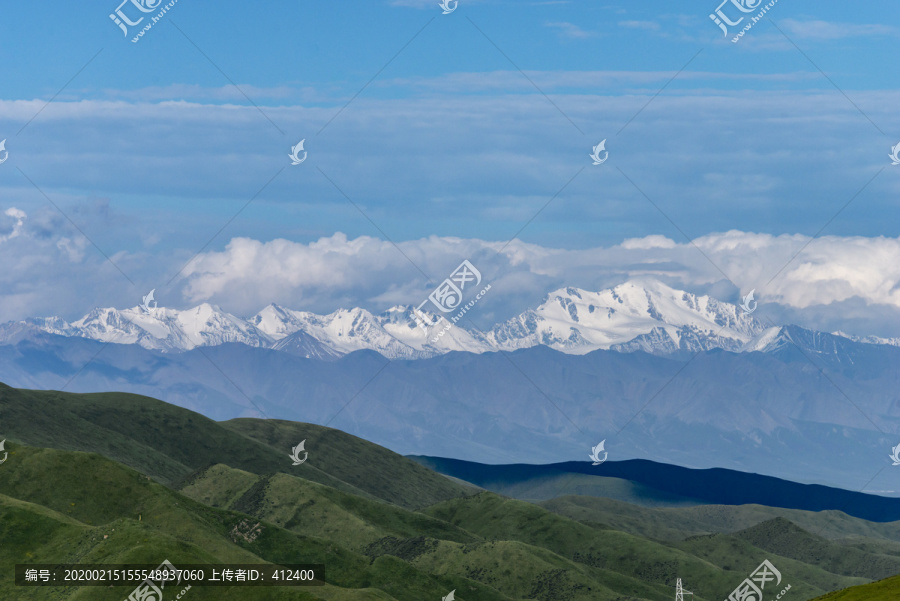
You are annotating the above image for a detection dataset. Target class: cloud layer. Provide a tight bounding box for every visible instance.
[1,85,897,253]
[4,203,900,336]
[178,231,900,324]
[0,224,873,336]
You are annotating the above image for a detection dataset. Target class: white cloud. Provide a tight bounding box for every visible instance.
[710,19,900,52]
[621,235,676,250]
[5,203,900,337]
[0,202,139,322]
[176,231,900,337]
[99,83,303,103]
[0,89,898,336]
[56,236,89,262]
[545,22,596,39]
[379,68,819,93]
[0,207,26,243]
[779,19,900,40]
[618,20,660,31]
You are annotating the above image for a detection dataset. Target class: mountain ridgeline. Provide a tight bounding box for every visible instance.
[2,384,900,600]
[2,279,891,359]
[410,456,900,522]
[2,325,900,493]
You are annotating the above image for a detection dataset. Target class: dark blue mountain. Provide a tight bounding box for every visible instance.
[411,456,900,522]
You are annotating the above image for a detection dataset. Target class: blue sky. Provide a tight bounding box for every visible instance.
[1,0,900,333]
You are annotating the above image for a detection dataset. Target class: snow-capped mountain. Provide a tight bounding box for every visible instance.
[486,280,763,354]
[1,304,274,353]
[741,324,898,368]
[250,304,489,359]
[245,279,765,358]
[4,280,900,491]
[833,331,900,348]
[71,304,273,352]
[0,278,888,360]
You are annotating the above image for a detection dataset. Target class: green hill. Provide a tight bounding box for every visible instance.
[179,463,479,550]
[542,495,900,544]
[1,384,900,600]
[809,574,900,601]
[0,444,507,601]
[222,417,478,509]
[729,517,900,580]
[0,383,470,509]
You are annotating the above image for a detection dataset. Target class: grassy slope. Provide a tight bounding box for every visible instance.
[0,494,332,601]
[0,383,470,510]
[728,517,900,580]
[179,463,479,550]
[180,464,666,601]
[542,495,900,544]
[422,492,871,601]
[0,445,509,601]
[809,574,900,601]
[222,417,477,509]
[450,469,705,507]
[2,384,899,601]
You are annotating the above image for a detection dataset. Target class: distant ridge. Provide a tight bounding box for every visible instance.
[3,332,900,492]
[411,456,900,523]
[5,278,897,359]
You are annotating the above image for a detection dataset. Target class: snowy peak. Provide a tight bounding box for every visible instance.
[250,304,429,360]
[64,303,272,352]
[833,331,900,348]
[3,278,890,360]
[595,279,758,334]
[271,329,343,361]
[172,303,271,347]
[248,304,313,341]
[740,324,895,364]
[742,326,787,353]
[486,280,763,354]
[248,303,490,359]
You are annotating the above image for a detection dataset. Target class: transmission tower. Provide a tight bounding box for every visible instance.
[675,578,693,601]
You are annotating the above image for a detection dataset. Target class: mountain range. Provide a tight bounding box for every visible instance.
[2,384,900,601]
[3,278,900,493]
[3,279,886,359]
[2,321,900,492]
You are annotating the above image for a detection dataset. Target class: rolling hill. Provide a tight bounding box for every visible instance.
[0,382,470,510]
[809,574,900,601]
[1,384,899,600]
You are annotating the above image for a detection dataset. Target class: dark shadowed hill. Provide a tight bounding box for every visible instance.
[410,455,900,522]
